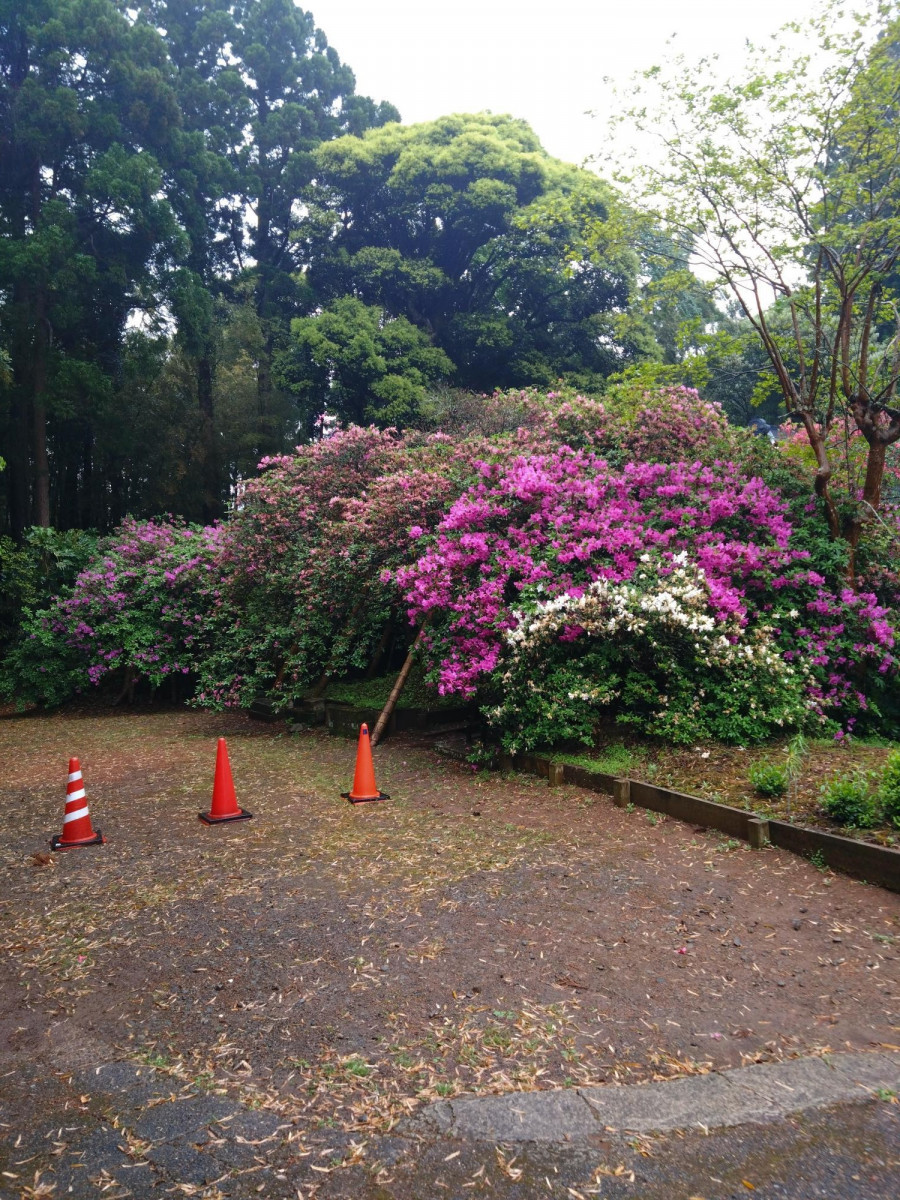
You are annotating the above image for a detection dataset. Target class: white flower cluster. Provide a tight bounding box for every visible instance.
[505,555,793,681]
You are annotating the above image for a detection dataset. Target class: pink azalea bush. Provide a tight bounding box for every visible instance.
[623,386,732,464]
[5,387,898,744]
[194,425,537,708]
[395,437,897,744]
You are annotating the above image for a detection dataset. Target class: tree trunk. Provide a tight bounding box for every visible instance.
[6,382,30,540]
[861,438,887,515]
[198,353,222,521]
[799,411,840,541]
[31,293,51,528]
[364,623,393,679]
[847,438,888,559]
[370,626,427,748]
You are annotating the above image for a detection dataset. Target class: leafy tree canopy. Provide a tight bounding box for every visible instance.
[613,0,900,563]
[278,296,453,431]
[299,112,652,410]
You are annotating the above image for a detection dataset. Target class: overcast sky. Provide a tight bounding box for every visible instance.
[307,0,821,166]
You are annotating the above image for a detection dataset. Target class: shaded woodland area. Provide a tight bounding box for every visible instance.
[1,0,714,538]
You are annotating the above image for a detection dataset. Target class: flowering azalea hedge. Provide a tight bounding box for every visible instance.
[3,387,898,746]
[394,444,896,746]
[2,518,221,707]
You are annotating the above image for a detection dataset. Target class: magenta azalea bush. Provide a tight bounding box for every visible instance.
[393,444,896,745]
[192,425,517,709]
[2,518,222,707]
[3,387,898,746]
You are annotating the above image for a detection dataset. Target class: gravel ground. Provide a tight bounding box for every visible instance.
[1,707,898,1198]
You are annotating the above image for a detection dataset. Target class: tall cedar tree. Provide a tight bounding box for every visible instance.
[0,0,181,534]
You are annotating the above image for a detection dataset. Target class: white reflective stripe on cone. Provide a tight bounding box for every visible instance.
[63,806,90,824]
[66,788,86,802]
[67,771,82,783]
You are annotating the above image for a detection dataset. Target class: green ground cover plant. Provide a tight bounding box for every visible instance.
[819,771,882,828]
[749,761,789,798]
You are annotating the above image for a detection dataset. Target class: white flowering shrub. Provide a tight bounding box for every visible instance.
[485,555,812,750]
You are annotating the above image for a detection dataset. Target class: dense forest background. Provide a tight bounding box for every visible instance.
[0,0,751,540]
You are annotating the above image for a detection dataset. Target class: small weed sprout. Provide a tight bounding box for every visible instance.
[784,733,808,820]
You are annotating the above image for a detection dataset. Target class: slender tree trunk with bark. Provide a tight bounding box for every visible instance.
[371,626,427,748]
[31,292,51,528]
[198,353,222,521]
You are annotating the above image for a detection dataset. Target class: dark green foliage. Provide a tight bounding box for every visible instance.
[0,526,98,656]
[0,0,182,533]
[819,771,882,828]
[278,297,454,430]
[0,0,397,537]
[300,113,651,414]
[748,761,788,798]
[880,750,900,829]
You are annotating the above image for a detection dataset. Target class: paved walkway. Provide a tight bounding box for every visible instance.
[415,1050,900,1142]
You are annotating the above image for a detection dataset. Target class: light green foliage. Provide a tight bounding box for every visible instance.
[749,761,788,798]
[615,0,900,545]
[820,770,882,828]
[280,297,453,429]
[324,668,460,712]
[880,750,900,828]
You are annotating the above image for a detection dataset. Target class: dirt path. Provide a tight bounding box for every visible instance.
[1,709,898,1197]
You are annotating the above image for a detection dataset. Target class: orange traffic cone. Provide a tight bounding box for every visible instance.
[342,723,389,804]
[51,758,105,850]
[199,738,253,824]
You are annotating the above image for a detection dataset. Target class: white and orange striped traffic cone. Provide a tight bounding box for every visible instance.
[50,757,105,850]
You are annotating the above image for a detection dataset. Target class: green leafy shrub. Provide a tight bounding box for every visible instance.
[0,527,98,656]
[820,771,882,828]
[0,518,219,708]
[880,750,900,829]
[480,555,811,752]
[749,760,788,798]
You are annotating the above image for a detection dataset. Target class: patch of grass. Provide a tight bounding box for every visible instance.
[323,667,461,712]
[342,1056,373,1078]
[552,742,642,776]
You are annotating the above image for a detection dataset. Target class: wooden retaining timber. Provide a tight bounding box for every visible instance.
[497,751,900,895]
[247,701,900,892]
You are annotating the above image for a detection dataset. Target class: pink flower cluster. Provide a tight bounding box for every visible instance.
[396,446,896,715]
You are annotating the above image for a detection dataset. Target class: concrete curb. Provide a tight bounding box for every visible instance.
[415,1051,900,1143]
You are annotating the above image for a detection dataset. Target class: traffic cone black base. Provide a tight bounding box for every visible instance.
[51,829,104,851]
[341,790,389,804]
[198,808,253,825]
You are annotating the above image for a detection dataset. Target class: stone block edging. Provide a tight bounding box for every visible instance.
[417,1050,900,1143]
